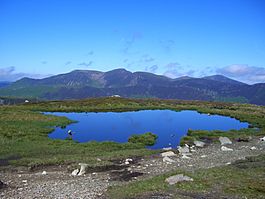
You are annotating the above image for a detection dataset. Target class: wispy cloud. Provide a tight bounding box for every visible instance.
[121,32,142,54]
[163,62,194,78]
[160,39,175,52]
[145,65,158,73]
[64,61,72,66]
[0,66,51,81]
[216,64,265,84]
[86,51,94,56]
[78,61,93,67]
[41,61,47,64]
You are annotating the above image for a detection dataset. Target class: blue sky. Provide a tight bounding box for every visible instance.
[0,0,265,83]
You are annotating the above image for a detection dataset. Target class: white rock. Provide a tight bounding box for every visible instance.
[181,154,191,159]
[163,156,176,164]
[200,155,207,158]
[260,136,265,141]
[124,161,130,165]
[194,140,206,148]
[165,174,193,185]
[219,137,232,145]
[226,162,231,165]
[96,158,101,161]
[161,151,176,157]
[22,180,27,183]
[125,158,133,162]
[177,146,190,154]
[78,163,88,176]
[250,146,257,150]
[71,169,79,176]
[221,146,233,151]
[42,171,47,175]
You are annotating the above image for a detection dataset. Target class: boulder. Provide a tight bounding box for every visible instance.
[219,137,232,145]
[71,169,79,176]
[194,140,206,148]
[163,156,175,164]
[221,146,233,151]
[161,151,176,157]
[177,146,190,154]
[165,174,193,185]
[78,163,88,176]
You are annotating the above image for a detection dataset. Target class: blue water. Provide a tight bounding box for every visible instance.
[47,110,249,149]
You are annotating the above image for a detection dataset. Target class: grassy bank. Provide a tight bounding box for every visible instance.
[0,97,265,168]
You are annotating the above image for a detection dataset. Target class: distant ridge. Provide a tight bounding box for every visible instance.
[0,68,264,105]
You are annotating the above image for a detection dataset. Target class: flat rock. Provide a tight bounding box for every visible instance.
[219,137,232,145]
[165,174,193,185]
[194,140,206,148]
[161,151,176,157]
[163,156,175,163]
[221,146,233,151]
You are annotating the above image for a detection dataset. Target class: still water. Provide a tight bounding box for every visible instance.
[47,110,248,149]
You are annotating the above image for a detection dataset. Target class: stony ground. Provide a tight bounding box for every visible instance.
[1,137,265,199]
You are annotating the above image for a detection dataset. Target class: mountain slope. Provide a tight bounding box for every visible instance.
[0,69,264,105]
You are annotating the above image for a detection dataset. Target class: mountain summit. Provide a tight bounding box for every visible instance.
[0,69,264,105]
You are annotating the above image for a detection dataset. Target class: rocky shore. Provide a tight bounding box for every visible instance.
[1,136,265,199]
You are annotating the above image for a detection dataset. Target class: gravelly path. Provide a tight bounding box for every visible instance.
[1,137,265,199]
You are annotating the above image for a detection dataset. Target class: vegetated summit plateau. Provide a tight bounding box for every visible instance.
[0,68,264,105]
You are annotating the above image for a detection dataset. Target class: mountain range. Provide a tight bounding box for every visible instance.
[0,68,264,105]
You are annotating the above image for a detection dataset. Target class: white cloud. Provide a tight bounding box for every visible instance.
[216,64,265,83]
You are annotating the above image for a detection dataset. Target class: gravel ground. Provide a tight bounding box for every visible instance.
[1,137,265,199]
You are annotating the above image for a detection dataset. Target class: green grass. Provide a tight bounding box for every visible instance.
[128,132,158,146]
[0,97,265,168]
[107,154,265,199]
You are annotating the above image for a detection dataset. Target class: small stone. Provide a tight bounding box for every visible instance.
[96,158,102,161]
[250,146,257,150]
[161,151,176,157]
[71,169,79,176]
[181,154,191,159]
[42,171,47,175]
[200,155,207,158]
[124,161,130,165]
[260,136,265,142]
[221,146,233,151]
[125,158,133,162]
[194,140,206,148]
[219,137,232,145]
[165,174,193,185]
[22,180,27,183]
[226,162,231,165]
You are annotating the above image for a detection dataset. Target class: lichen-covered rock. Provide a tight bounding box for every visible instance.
[165,174,193,185]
